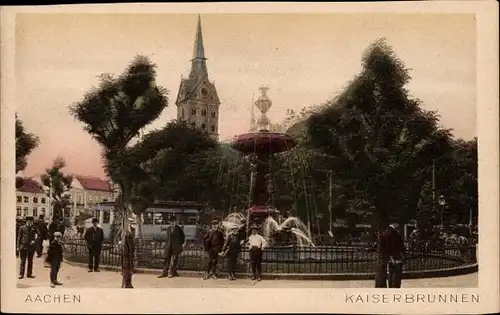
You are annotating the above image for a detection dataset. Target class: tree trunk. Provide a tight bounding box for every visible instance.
[120,181,133,289]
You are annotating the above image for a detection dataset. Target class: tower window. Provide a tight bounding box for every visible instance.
[211,125,216,132]
[181,108,185,118]
[211,111,216,118]
[191,107,196,116]
[201,108,207,116]
[201,88,208,98]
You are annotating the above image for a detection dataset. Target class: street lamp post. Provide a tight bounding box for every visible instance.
[438,195,446,227]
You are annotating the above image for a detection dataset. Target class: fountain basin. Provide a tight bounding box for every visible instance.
[230,132,296,154]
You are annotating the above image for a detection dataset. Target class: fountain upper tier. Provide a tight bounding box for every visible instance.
[230,131,297,155]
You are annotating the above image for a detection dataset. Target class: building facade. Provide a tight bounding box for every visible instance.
[28,174,114,222]
[16,178,48,220]
[67,175,114,220]
[175,16,221,141]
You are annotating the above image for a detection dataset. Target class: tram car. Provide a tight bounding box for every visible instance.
[86,201,203,241]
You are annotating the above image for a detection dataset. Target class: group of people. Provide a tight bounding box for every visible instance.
[16,215,66,287]
[158,217,268,281]
[16,214,106,287]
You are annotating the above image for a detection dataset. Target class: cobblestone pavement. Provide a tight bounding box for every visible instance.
[16,255,478,289]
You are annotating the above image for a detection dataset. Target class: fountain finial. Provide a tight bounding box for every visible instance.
[254,86,273,131]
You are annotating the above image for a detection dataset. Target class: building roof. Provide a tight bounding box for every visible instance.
[17,178,44,194]
[75,175,112,192]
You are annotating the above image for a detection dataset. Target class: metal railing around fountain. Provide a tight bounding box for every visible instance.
[62,235,477,275]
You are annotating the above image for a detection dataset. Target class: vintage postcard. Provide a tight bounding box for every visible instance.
[1,1,499,314]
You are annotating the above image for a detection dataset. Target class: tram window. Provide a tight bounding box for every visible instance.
[143,212,154,225]
[184,214,198,225]
[154,212,170,225]
[103,211,110,224]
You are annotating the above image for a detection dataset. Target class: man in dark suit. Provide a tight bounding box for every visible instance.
[17,216,39,279]
[35,215,48,257]
[84,218,104,272]
[202,219,225,280]
[376,222,405,288]
[158,216,185,278]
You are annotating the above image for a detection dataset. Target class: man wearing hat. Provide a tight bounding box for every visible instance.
[241,224,267,281]
[222,225,242,280]
[158,215,185,278]
[376,222,405,288]
[46,231,64,287]
[202,219,225,279]
[84,218,104,272]
[17,216,39,279]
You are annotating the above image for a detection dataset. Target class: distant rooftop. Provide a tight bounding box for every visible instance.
[17,178,44,194]
[74,175,112,192]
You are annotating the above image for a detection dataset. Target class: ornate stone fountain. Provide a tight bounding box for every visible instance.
[228,86,314,247]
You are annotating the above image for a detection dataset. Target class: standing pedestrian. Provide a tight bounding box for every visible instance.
[376,222,405,288]
[17,216,39,279]
[202,219,225,280]
[84,218,104,272]
[158,216,185,278]
[120,223,136,288]
[222,225,242,280]
[48,217,65,243]
[241,224,267,281]
[46,231,64,287]
[35,215,48,257]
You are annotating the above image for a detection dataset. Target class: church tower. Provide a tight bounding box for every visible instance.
[175,16,221,141]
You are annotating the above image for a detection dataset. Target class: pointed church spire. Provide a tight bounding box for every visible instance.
[192,15,206,61]
[189,15,208,78]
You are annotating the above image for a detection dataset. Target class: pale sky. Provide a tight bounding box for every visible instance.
[15,13,476,179]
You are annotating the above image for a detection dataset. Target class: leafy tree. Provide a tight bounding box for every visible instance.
[41,157,73,221]
[69,55,168,288]
[128,120,219,237]
[15,115,40,188]
[305,38,455,286]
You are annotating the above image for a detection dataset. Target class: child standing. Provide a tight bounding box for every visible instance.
[46,231,64,288]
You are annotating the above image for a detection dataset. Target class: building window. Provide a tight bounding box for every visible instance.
[211,111,216,118]
[33,207,38,218]
[201,123,206,130]
[16,206,22,217]
[17,196,22,203]
[191,107,196,116]
[33,197,38,204]
[211,125,216,132]
[23,196,29,203]
[22,207,28,217]
[41,197,46,204]
[191,122,196,127]
[181,108,185,118]
[201,108,207,116]
[88,195,93,202]
[41,207,46,215]
[78,194,83,204]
